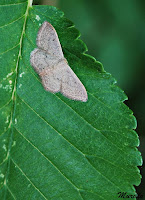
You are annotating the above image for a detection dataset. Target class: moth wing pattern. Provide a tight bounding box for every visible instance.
[40,63,64,93]
[61,63,88,102]
[30,48,60,74]
[37,21,64,59]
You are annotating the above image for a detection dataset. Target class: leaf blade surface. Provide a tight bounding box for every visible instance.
[0,2,142,200]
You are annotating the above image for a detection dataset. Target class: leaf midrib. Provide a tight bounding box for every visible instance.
[4,1,31,199]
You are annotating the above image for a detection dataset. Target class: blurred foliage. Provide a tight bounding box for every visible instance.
[58,0,144,90]
[36,0,145,197]
[33,0,58,6]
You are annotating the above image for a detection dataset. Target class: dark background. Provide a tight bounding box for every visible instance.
[34,0,145,198]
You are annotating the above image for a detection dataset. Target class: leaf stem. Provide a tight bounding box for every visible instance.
[28,0,33,7]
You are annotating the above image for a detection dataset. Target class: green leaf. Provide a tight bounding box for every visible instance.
[0,1,142,199]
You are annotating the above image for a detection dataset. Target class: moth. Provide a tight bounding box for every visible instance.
[30,21,88,102]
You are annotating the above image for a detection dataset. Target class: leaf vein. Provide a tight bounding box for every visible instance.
[0,99,12,111]
[21,59,132,158]
[14,126,110,199]
[10,158,48,200]
[0,151,9,166]
[16,95,125,192]
[6,185,16,200]
[0,2,27,7]
[0,43,19,55]
[0,15,25,29]
[13,127,83,199]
